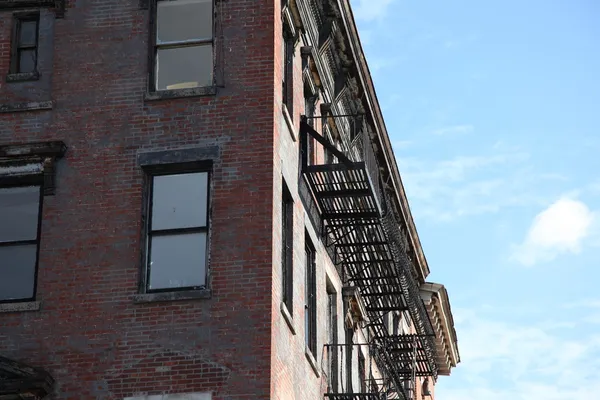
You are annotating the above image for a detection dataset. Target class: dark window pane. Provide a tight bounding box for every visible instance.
[0,186,40,243]
[281,184,293,310]
[281,38,286,77]
[155,45,212,90]
[149,232,207,290]
[0,244,37,301]
[157,0,212,44]
[18,49,37,73]
[151,172,208,230]
[19,20,37,46]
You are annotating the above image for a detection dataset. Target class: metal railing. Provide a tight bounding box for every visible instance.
[348,124,438,379]
[380,195,438,379]
[321,343,408,399]
[348,126,383,214]
[299,116,439,382]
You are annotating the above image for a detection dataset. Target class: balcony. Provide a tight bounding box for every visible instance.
[299,116,439,391]
[322,344,408,400]
[378,335,437,378]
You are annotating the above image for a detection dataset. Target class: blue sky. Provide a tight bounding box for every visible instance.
[351,0,600,398]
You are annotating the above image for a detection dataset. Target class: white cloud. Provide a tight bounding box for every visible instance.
[367,56,402,73]
[351,0,395,21]
[397,152,543,221]
[392,140,412,151]
[401,153,527,184]
[562,300,600,325]
[432,124,474,136]
[436,305,600,400]
[587,180,600,195]
[444,40,460,49]
[563,299,600,309]
[511,198,595,266]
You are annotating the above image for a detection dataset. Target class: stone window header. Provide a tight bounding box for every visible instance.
[0,141,67,195]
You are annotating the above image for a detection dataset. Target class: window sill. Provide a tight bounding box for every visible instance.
[0,100,53,113]
[6,71,40,83]
[282,105,297,142]
[133,289,211,304]
[145,86,217,101]
[280,301,296,335]
[305,346,320,377]
[0,301,41,313]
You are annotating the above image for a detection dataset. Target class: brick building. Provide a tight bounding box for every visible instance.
[0,0,459,399]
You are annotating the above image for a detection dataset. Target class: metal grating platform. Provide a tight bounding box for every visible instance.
[379,334,436,378]
[303,163,381,220]
[325,394,382,400]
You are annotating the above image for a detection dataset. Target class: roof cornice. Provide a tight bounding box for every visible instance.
[335,0,430,282]
[420,282,461,374]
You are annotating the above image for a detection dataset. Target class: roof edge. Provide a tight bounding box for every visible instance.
[421,282,461,371]
[336,0,430,282]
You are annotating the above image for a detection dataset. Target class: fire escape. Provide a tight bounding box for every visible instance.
[298,115,438,400]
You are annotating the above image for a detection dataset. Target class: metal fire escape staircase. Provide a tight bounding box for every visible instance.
[299,117,438,400]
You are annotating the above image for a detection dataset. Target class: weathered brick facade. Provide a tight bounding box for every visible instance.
[0,1,459,399]
[1,0,275,398]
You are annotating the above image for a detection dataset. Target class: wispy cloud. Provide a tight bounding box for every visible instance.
[442,33,479,50]
[511,198,595,267]
[438,305,600,400]
[587,181,600,195]
[351,0,396,21]
[367,56,402,72]
[397,152,546,221]
[563,299,600,310]
[432,124,474,136]
[392,140,412,151]
[562,300,600,325]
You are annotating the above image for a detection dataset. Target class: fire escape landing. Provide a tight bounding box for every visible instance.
[299,117,438,399]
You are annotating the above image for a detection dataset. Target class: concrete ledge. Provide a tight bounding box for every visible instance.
[280,301,296,335]
[138,145,220,166]
[305,346,320,377]
[0,101,53,113]
[0,1,59,11]
[0,301,41,313]
[125,393,211,400]
[144,86,217,101]
[6,71,40,83]
[133,289,211,304]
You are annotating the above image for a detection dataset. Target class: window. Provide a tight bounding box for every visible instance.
[304,92,316,123]
[282,25,294,116]
[10,13,39,74]
[304,91,317,165]
[324,126,338,165]
[152,0,214,91]
[305,235,316,355]
[326,284,338,392]
[358,351,366,393]
[0,185,42,302]
[393,312,400,335]
[383,311,391,334]
[145,170,210,291]
[281,181,294,312]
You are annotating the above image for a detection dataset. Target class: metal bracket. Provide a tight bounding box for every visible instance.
[300,118,353,166]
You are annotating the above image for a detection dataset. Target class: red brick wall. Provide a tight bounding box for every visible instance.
[0,1,276,399]
[270,0,342,393]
